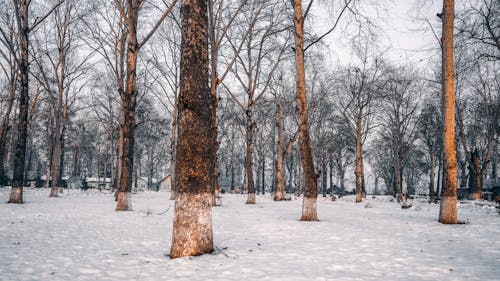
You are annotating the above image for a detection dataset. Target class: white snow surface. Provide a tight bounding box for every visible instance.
[0,188,499,281]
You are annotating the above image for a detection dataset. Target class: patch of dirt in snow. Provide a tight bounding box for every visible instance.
[0,188,498,281]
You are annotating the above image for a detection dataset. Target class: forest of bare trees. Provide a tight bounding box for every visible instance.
[0,0,498,257]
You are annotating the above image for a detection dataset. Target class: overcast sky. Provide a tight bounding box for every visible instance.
[312,0,443,70]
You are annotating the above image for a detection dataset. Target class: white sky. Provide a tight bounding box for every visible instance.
[312,0,443,70]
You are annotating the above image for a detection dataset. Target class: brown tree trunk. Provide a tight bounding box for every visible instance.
[274,103,285,201]
[9,2,30,204]
[170,0,213,259]
[439,0,458,224]
[116,0,140,211]
[294,0,318,221]
[245,103,256,204]
[355,114,363,203]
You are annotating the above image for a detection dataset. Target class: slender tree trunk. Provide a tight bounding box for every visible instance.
[322,159,327,197]
[294,0,318,221]
[439,0,458,224]
[275,103,285,201]
[394,145,403,200]
[261,156,265,195]
[355,114,363,202]
[430,150,436,197]
[170,98,178,200]
[209,28,219,207]
[245,103,256,204]
[329,158,333,191]
[170,0,213,258]
[360,151,366,198]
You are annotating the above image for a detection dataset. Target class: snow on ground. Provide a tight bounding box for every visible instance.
[0,188,499,281]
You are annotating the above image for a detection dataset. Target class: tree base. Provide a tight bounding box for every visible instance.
[470,192,482,200]
[8,187,23,204]
[170,192,213,259]
[355,192,363,203]
[49,188,58,197]
[246,192,256,204]
[438,196,457,224]
[116,192,132,211]
[274,191,285,201]
[170,190,177,200]
[300,196,318,221]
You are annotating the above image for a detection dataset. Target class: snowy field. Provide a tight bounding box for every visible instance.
[0,188,499,281]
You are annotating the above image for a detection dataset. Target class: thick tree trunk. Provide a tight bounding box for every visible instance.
[294,0,318,221]
[439,0,458,224]
[170,0,213,258]
[9,3,30,204]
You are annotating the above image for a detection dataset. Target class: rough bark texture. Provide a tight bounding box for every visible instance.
[170,0,214,259]
[294,0,318,221]
[9,2,30,204]
[116,0,139,211]
[439,0,458,224]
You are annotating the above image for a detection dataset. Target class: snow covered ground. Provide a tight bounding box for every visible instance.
[0,188,498,281]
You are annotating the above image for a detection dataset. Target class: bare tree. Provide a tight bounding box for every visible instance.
[1,0,65,203]
[225,0,289,204]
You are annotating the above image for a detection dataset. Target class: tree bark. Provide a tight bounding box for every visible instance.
[468,149,482,200]
[429,150,436,197]
[274,103,285,201]
[245,103,256,204]
[9,2,30,204]
[294,0,318,221]
[439,0,458,224]
[116,0,140,211]
[355,114,363,202]
[170,0,213,259]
